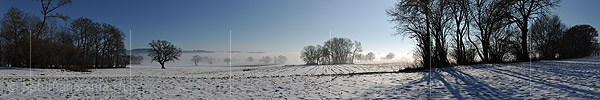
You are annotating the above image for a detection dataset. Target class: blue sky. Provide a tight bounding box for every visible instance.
[1,0,598,56]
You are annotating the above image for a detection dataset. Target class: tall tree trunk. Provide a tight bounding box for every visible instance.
[519,19,529,61]
[482,39,490,62]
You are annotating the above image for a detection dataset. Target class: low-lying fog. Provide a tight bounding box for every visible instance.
[129,50,413,68]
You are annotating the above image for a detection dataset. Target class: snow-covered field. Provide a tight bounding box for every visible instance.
[1,57,599,99]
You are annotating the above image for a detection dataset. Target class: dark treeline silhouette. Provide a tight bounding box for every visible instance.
[301,37,362,65]
[388,0,598,68]
[0,0,129,70]
[558,25,598,58]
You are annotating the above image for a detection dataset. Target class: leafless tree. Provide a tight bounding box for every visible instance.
[354,53,365,62]
[351,41,362,63]
[365,52,375,61]
[324,37,354,64]
[386,52,395,59]
[0,8,33,67]
[300,45,318,64]
[224,58,231,64]
[246,56,254,63]
[530,15,565,59]
[317,45,330,64]
[36,0,72,39]
[511,0,561,61]
[260,56,272,63]
[148,40,181,69]
[274,55,287,64]
[191,55,201,66]
[470,0,514,62]
[387,0,451,67]
[449,0,472,64]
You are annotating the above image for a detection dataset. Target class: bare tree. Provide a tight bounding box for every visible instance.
[511,0,561,61]
[470,0,514,62]
[387,0,451,67]
[324,37,354,64]
[260,56,272,63]
[317,45,329,64]
[386,52,395,59]
[191,55,201,66]
[224,58,231,64]
[354,53,365,62]
[449,0,472,64]
[365,52,375,61]
[36,0,72,38]
[246,56,254,63]
[148,40,182,69]
[530,15,565,59]
[1,8,33,67]
[275,55,287,64]
[300,45,318,64]
[351,41,362,63]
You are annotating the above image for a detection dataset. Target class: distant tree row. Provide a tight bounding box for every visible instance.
[191,55,216,66]
[0,0,130,69]
[301,37,362,65]
[130,55,143,64]
[353,52,376,62]
[252,55,287,64]
[388,0,598,68]
[381,53,395,60]
[189,55,288,66]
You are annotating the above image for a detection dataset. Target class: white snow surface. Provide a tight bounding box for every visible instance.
[0,57,599,99]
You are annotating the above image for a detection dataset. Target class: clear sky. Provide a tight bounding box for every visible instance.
[1,0,599,58]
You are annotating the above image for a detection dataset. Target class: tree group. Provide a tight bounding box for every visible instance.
[301,37,362,65]
[388,0,598,68]
[0,0,129,69]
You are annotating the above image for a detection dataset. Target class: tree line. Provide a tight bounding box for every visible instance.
[301,37,363,65]
[191,55,288,66]
[0,0,129,70]
[387,0,598,68]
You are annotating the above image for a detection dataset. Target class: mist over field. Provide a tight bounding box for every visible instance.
[128,50,413,67]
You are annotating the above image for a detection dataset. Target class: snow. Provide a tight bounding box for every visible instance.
[1,57,599,99]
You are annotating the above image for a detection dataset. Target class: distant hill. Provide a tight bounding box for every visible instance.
[126,49,250,55]
[126,48,151,55]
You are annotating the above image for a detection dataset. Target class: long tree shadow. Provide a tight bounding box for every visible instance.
[430,69,464,99]
[440,67,515,99]
[554,57,600,63]
[485,65,600,98]
[356,56,600,99]
[361,68,515,99]
[509,61,600,74]
[388,71,431,99]
[504,63,600,89]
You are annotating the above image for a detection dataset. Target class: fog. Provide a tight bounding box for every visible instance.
[130,50,413,68]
